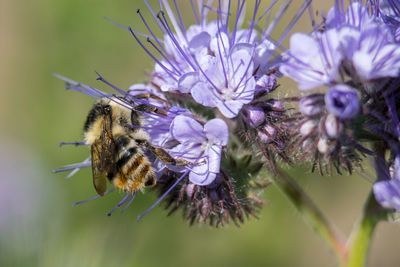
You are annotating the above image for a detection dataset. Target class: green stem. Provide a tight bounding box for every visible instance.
[342,143,389,267]
[274,168,347,260]
[342,192,385,267]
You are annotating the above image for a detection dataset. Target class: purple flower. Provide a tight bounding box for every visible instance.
[378,0,400,39]
[279,30,342,90]
[373,179,400,212]
[299,94,325,116]
[326,2,379,30]
[340,25,400,80]
[143,105,192,147]
[373,156,400,212]
[127,0,311,118]
[170,115,229,185]
[281,1,400,89]
[242,106,265,127]
[325,85,359,119]
[188,46,256,118]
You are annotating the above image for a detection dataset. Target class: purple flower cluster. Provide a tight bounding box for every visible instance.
[55,0,400,224]
[281,2,400,89]
[135,0,309,119]
[55,0,314,224]
[279,0,400,211]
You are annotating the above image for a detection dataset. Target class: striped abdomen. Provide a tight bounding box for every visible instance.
[111,134,156,192]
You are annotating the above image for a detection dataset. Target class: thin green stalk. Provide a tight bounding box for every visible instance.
[274,168,347,261]
[342,143,389,267]
[342,192,385,267]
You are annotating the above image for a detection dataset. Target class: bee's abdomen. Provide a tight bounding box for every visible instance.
[113,134,155,192]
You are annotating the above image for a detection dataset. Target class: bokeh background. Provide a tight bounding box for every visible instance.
[1,0,400,266]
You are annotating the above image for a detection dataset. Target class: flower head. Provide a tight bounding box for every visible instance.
[280,1,400,89]
[325,85,359,119]
[170,115,229,185]
[129,0,311,118]
[373,155,400,212]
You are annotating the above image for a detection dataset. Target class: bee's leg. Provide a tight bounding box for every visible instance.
[135,103,168,116]
[139,140,195,166]
[129,93,168,104]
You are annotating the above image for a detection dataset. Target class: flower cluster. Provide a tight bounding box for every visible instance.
[55,0,400,225]
[280,0,400,210]
[55,0,312,225]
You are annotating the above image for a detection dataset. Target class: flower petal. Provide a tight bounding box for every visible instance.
[171,115,206,144]
[204,119,229,146]
[191,82,218,107]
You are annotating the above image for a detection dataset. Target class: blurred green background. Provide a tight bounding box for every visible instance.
[1,0,400,266]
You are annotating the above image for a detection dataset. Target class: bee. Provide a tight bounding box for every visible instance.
[84,96,188,196]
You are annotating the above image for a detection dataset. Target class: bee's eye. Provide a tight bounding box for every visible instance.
[103,105,111,113]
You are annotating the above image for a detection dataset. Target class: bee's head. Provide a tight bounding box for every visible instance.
[102,104,112,114]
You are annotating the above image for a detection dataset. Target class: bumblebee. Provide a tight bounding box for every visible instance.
[84,96,188,196]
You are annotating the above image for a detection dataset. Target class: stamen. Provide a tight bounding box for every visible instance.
[146,37,182,75]
[128,26,178,81]
[190,0,200,24]
[107,193,131,216]
[215,21,229,88]
[95,71,129,96]
[247,0,262,43]
[58,141,88,147]
[137,9,180,73]
[53,157,91,179]
[73,188,116,206]
[254,0,279,26]
[125,124,169,132]
[161,0,185,42]
[144,0,167,34]
[52,73,106,99]
[104,17,155,40]
[137,169,189,221]
[173,0,187,37]
[121,192,138,212]
[265,0,292,37]
[231,0,246,47]
[157,11,197,71]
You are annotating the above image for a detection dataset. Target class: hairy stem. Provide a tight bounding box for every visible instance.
[342,143,388,267]
[274,168,348,261]
[342,192,386,267]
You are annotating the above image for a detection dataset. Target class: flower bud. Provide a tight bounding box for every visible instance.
[325,113,341,138]
[257,125,277,143]
[243,106,265,127]
[255,74,277,96]
[300,120,317,136]
[317,137,329,154]
[299,94,324,116]
[325,85,359,119]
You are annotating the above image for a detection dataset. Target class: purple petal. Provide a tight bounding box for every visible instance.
[216,99,247,119]
[171,115,205,144]
[189,32,211,51]
[373,179,400,211]
[191,82,218,107]
[207,145,222,173]
[189,166,217,186]
[204,119,229,146]
[325,85,359,119]
[178,72,199,93]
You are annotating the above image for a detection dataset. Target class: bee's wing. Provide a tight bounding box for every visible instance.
[90,114,117,196]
